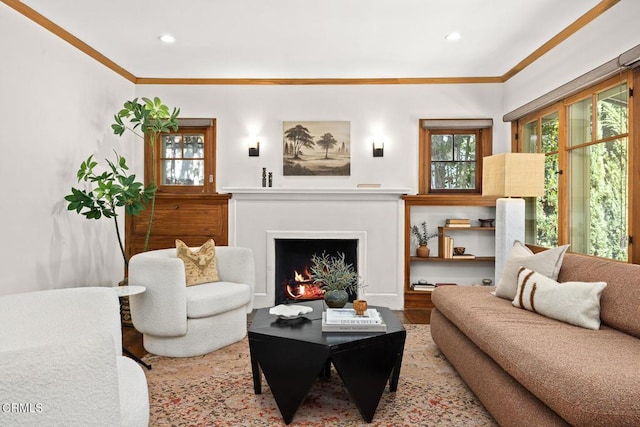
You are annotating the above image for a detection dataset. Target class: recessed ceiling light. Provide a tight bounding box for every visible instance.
[159,34,176,43]
[445,32,462,41]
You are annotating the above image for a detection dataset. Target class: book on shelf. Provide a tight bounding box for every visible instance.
[324,308,382,325]
[411,283,436,291]
[435,283,457,287]
[445,219,470,227]
[452,254,476,260]
[447,218,471,224]
[321,312,387,332]
[444,236,454,258]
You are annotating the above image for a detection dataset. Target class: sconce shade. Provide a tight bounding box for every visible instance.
[482,153,545,197]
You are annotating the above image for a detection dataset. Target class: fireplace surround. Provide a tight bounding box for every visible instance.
[225,187,408,309]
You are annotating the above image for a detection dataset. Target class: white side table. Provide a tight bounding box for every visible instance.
[113,285,146,298]
[112,285,151,370]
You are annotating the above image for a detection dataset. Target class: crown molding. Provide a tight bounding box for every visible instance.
[2,0,619,86]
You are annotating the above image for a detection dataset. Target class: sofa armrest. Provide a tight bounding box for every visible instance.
[129,250,188,336]
[0,333,121,427]
[215,247,255,312]
[0,287,122,352]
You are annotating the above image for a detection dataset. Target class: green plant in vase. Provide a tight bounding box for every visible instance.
[310,251,361,308]
[111,97,180,251]
[65,152,155,269]
[411,221,438,258]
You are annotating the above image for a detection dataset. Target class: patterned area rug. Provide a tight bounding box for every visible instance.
[143,324,497,426]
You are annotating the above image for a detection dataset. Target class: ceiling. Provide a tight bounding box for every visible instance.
[13,0,615,81]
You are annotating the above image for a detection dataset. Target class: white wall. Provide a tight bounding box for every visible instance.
[0,4,135,295]
[503,0,640,115]
[136,83,508,191]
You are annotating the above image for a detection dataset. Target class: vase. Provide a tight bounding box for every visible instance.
[416,244,430,258]
[324,289,349,308]
[353,299,368,316]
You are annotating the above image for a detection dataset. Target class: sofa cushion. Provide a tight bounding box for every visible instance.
[495,241,569,300]
[186,281,251,319]
[176,239,221,286]
[432,285,640,426]
[513,267,606,330]
[558,252,640,339]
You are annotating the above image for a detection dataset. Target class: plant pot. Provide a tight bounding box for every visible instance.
[416,244,430,258]
[324,289,349,308]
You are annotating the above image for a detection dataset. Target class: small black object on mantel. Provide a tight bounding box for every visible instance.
[268,172,273,187]
[262,168,267,187]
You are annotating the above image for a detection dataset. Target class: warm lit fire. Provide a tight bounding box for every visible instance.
[285,266,324,300]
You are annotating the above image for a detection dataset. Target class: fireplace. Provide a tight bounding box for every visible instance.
[274,238,358,305]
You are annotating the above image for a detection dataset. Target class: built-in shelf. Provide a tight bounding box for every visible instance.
[404,198,497,310]
[410,256,495,262]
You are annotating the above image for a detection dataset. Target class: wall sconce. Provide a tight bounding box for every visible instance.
[372,142,384,157]
[249,141,260,157]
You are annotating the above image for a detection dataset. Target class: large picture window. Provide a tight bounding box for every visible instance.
[516,75,631,261]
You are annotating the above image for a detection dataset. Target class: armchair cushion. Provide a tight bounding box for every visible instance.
[186,281,251,318]
[176,239,220,286]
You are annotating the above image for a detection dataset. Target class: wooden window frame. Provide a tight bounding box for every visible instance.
[418,120,492,195]
[144,118,217,194]
[513,72,636,262]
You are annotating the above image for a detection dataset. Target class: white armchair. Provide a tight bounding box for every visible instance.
[128,246,254,357]
[0,287,149,427]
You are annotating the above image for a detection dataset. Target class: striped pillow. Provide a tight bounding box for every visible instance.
[513,267,606,330]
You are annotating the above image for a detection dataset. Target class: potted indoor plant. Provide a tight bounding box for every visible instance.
[411,221,438,258]
[111,97,180,252]
[309,251,360,308]
[65,152,155,269]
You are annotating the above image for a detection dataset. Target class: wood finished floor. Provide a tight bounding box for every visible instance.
[122,308,432,359]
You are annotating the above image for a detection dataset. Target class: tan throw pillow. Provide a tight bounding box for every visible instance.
[513,267,606,330]
[176,239,220,286]
[494,241,569,300]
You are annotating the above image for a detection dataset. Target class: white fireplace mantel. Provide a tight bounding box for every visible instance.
[225,186,408,309]
[221,187,410,201]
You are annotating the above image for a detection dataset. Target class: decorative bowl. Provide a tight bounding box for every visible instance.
[453,247,466,256]
[478,218,495,227]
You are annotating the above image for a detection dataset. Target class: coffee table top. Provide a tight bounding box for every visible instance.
[249,300,405,346]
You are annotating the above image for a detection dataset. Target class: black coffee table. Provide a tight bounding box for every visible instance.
[248,299,406,424]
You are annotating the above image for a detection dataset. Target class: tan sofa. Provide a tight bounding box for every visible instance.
[430,251,640,426]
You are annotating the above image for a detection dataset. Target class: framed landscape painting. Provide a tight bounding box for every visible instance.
[283,121,351,176]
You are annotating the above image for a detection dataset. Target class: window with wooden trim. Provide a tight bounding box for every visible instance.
[515,73,632,262]
[145,118,217,194]
[419,119,493,194]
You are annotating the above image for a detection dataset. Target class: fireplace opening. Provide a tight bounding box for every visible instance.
[274,238,358,305]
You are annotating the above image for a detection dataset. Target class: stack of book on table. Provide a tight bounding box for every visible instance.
[322,308,387,332]
[445,218,471,228]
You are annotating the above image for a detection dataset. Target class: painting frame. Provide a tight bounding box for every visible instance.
[282,121,351,176]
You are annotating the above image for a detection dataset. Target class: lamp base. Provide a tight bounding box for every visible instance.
[495,198,525,284]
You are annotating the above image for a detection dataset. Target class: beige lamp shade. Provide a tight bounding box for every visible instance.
[482,153,545,197]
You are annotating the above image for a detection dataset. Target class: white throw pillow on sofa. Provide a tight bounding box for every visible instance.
[512,267,606,330]
[494,241,569,300]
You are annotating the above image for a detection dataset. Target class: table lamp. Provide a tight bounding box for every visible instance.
[482,153,545,283]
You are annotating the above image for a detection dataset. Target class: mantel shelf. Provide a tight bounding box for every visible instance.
[222,187,411,201]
